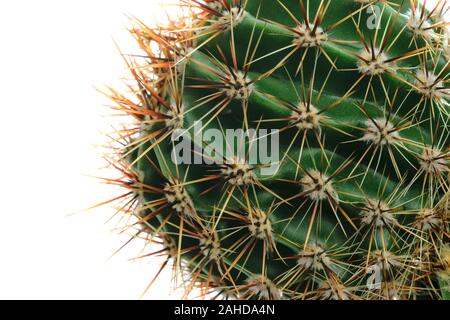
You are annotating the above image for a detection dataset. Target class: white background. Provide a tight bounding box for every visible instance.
[0,0,446,299]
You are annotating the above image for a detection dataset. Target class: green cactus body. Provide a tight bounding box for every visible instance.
[106,0,449,300]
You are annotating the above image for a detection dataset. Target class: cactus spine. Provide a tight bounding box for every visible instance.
[104,0,450,300]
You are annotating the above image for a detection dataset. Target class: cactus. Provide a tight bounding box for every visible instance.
[103,0,450,300]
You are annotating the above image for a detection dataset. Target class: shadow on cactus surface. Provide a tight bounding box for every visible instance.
[99,0,450,300]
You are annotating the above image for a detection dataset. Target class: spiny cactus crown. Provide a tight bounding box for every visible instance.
[103,0,450,300]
